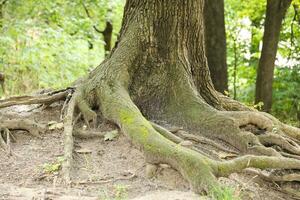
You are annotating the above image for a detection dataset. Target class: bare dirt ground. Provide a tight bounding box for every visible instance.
[0,103,299,200]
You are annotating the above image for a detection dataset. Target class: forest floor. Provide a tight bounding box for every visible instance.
[0,102,298,200]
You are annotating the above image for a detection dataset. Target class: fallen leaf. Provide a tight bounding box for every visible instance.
[48,121,64,130]
[104,130,119,141]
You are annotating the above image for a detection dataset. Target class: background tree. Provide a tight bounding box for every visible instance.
[225,0,300,123]
[255,0,292,112]
[204,0,228,93]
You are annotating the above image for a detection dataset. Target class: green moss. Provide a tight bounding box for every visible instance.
[120,109,135,125]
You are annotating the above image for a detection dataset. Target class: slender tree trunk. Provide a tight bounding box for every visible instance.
[203,0,228,94]
[255,0,292,112]
[0,0,5,28]
[0,0,6,96]
[102,20,113,57]
[233,39,237,100]
[82,2,113,57]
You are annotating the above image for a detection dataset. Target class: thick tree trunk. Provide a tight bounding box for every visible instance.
[255,0,291,112]
[33,0,298,194]
[1,0,300,195]
[204,0,228,94]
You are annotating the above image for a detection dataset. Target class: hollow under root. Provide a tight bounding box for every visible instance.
[0,128,13,155]
[0,119,45,138]
[225,111,300,158]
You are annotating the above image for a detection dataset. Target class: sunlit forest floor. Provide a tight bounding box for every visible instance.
[0,100,298,200]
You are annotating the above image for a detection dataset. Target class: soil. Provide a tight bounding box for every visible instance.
[0,103,298,200]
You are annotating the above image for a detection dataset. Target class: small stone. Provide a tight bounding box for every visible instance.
[179,140,193,147]
[75,148,92,154]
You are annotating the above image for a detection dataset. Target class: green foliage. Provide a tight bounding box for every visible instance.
[98,184,128,200]
[0,0,299,124]
[42,156,64,174]
[273,66,300,123]
[225,0,300,123]
[0,0,125,96]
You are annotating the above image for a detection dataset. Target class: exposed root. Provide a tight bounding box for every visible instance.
[151,122,226,160]
[258,133,300,155]
[245,168,300,182]
[0,79,299,195]
[150,122,183,144]
[0,88,71,109]
[61,93,76,184]
[75,94,97,128]
[281,152,300,160]
[60,91,74,121]
[0,119,45,137]
[218,92,254,111]
[175,130,239,155]
[95,85,220,193]
[224,111,300,158]
[216,155,300,177]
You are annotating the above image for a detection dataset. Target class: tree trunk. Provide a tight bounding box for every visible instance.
[102,20,113,57]
[0,0,6,96]
[82,2,113,57]
[203,0,228,94]
[67,0,300,193]
[0,0,299,195]
[255,0,292,112]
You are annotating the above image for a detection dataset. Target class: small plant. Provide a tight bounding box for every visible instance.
[98,184,128,200]
[42,156,64,174]
[253,102,264,110]
[114,184,128,200]
[209,186,240,200]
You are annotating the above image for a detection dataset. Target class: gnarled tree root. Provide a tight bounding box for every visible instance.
[61,93,76,184]
[223,111,300,158]
[0,88,71,109]
[1,85,300,194]
[0,119,45,137]
[76,83,300,194]
[0,119,45,155]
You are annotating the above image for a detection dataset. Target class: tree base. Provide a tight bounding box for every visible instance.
[1,86,299,196]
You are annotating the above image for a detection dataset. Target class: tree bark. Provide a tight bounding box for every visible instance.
[255,0,292,112]
[204,0,228,94]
